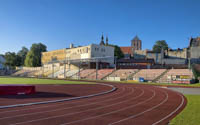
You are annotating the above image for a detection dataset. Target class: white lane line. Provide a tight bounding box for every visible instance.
[0,87,131,120]
[59,88,154,125]
[152,91,185,125]
[11,87,143,125]
[0,86,125,114]
[108,88,169,125]
[0,83,116,109]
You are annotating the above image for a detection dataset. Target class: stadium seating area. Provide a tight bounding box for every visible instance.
[85,69,114,80]
[132,69,167,81]
[66,69,80,78]
[157,69,194,83]
[10,66,196,84]
[76,69,96,79]
[108,69,138,80]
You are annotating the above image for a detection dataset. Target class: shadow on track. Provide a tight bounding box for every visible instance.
[0,92,75,99]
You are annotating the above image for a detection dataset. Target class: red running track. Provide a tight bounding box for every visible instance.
[0,83,186,125]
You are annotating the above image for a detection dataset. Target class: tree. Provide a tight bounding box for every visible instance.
[107,44,124,59]
[0,54,4,57]
[17,47,29,66]
[152,40,169,53]
[25,43,47,67]
[4,52,21,68]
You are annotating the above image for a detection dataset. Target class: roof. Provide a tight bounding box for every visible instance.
[132,35,140,41]
[189,37,200,47]
[120,47,132,54]
[117,58,154,63]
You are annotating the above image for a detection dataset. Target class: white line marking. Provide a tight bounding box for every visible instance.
[0,83,116,109]
[152,90,185,125]
[59,89,154,125]
[11,87,143,125]
[0,86,125,114]
[0,87,131,120]
[108,89,168,125]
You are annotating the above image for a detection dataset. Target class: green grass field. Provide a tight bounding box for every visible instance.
[171,95,200,125]
[0,77,93,84]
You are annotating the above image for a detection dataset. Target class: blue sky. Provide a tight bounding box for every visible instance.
[0,0,200,54]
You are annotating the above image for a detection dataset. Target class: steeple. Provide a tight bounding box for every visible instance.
[132,35,140,41]
[131,35,142,50]
[106,36,108,45]
[100,33,105,45]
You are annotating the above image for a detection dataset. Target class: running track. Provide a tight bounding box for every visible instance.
[0,83,187,125]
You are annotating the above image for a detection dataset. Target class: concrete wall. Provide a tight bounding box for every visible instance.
[134,50,147,59]
[66,45,91,60]
[162,58,187,65]
[166,48,188,59]
[146,52,162,64]
[90,44,114,65]
[190,47,200,59]
[16,67,42,71]
[42,49,66,64]
[106,77,121,81]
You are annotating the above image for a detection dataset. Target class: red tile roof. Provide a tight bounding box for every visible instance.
[120,47,132,55]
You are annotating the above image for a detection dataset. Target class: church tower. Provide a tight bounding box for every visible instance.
[106,36,108,45]
[131,35,142,50]
[100,34,105,45]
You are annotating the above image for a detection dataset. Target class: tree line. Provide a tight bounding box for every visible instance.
[2,43,47,69]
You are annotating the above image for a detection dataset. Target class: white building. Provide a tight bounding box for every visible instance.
[42,44,115,69]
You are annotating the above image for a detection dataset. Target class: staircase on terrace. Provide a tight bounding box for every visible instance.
[152,69,169,83]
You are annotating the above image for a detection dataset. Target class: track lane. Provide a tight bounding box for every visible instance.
[0,83,187,125]
[0,84,112,106]
[0,87,130,121]
[110,87,186,125]
[7,86,142,125]
[59,87,158,125]
[0,84,124,115]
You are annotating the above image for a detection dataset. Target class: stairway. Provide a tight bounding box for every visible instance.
[102,69,117,80]
[152,69,169,83]
[127,69,141,80]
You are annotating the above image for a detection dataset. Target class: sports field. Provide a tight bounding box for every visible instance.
[0,77,198,125]
[0,77,93,84]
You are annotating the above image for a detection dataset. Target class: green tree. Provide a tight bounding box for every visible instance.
[25,43,47,67]
[17,47,29,66]
[0,54,4,57]
[4,52,21,68]
[152,40,169,53]
[108,44,124,59]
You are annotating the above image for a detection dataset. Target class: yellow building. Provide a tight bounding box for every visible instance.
[41,49,66,64]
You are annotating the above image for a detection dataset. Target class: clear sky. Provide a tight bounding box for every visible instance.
[0,0,200,54]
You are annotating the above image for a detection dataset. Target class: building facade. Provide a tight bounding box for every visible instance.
[41,44,115,69]
[131,35,142,51]
[120,35,142,58]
